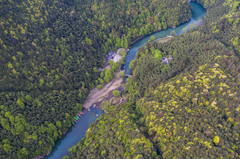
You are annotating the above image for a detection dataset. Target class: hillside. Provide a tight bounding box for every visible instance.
[68,0,240,158]
[0,0,192,158]
[135,63,240,158]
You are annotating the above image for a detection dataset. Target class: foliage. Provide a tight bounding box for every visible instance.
[126,31,229,100]
[97,61,120,89]
[0,0,192,158]
[68,104,158,159]
[123,0,240,157]
[148,35,156,42]
[213,136,220,146]
[112,90,121,98]
[135,64,240,158]
[67,1,240,158]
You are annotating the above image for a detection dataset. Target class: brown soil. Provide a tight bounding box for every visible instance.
[82,71,124,109]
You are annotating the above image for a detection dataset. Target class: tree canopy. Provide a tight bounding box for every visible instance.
[0,0,192,158]
[67,0,240,158]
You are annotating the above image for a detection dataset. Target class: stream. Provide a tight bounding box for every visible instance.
[45,1,206,159]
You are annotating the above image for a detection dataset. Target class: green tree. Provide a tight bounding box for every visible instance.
[17,148,29,158]
[129,61,135,69]
[149,35,156,42]
[3,143,12,153]
[153,49,162,60]
[17,99,25,109]
[56,121,62,128]
[112,90,121,97]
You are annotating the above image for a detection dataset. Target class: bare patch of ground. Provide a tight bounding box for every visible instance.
[82,71,124,109]
[156,36,172,44]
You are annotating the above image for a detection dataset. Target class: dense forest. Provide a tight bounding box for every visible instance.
[68,102,159,159]
[68,0,240,158]
[0,0,192,158]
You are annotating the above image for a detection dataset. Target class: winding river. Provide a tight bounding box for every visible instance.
[123,1,206,75]
[45,2,206,159]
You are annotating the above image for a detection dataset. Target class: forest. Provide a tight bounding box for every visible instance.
[0,0,192,158]
[68,0,240,158]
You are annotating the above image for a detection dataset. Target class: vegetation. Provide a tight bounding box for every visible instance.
[0,0,192,158]
[97,60,120,89]
[112,90,121,98]
[68,0,240,158]
[134,64,240,158]
[68,103,158,159]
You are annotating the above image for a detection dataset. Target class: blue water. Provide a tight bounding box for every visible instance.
[44,2,205,159]
[45,107,104,159]
[123,1,206,76]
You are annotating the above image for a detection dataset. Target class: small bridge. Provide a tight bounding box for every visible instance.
[125,74,132,77]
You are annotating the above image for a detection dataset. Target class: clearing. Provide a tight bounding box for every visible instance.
[82,71,124,109]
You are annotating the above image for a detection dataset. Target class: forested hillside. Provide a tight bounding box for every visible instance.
[0,0,191,158]
[68,102,159,159]
[68,0,240,158]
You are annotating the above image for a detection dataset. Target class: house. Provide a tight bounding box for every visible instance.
[113,53,121,63]
[105,51,115,62]
[161,56,172,65]
[105,51,121,63]
[161,57,169,65]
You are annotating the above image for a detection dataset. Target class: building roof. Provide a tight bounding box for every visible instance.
[113,54,121,63]
[105,51,121,63]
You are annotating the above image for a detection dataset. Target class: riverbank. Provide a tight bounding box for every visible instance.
[82,70,124,109]
[129,15,192,46]
[45,106,104,159]
[42,65,124,159]
[43,2,206,158]
[156,36,173,43]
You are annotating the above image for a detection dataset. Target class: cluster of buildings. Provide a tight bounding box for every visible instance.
[105,51,122,63]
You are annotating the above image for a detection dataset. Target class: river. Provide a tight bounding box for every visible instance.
[45,107,104,159]
[123,1,206,75]
[45,1,206,159]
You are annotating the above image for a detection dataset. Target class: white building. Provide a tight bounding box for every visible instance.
[113,53,121,63]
